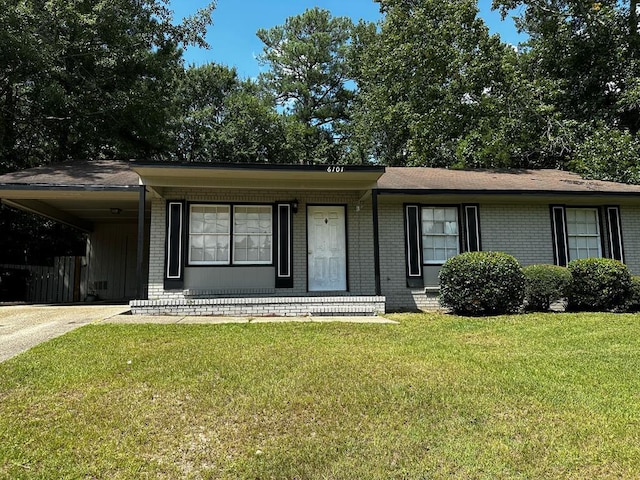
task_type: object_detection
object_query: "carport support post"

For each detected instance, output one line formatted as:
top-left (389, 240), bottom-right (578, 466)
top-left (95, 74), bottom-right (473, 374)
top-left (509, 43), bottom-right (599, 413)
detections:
top-left (372, 189), bottom-right (381, 296)
top-left (136, 185), bottom-right (147, 300)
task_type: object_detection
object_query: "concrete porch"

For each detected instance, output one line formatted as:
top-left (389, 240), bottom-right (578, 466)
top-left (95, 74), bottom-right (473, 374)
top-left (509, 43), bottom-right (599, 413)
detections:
top-left (130, 295), bottom-right (386, 317)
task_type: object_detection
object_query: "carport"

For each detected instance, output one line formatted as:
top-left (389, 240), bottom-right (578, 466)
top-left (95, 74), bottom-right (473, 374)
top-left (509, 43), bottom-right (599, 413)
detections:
top-left (0, 160), bottom-right (150, 302)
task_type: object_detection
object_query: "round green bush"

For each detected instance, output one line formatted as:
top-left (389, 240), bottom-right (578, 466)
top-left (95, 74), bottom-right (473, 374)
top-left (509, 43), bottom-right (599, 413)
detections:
top-left (439, 251), bottom-right (525, 316)
top-left (567, 258), bottom-right (632, 311)
top-left (625, 276), bottom-right (640, 312)
top-left (522, 264), bottom-right (572, 312)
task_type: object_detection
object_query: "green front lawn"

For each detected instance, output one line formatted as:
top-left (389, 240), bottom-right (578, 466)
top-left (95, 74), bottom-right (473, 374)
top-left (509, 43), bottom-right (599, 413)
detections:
top-left (2, 313), bottom-right (640, 479)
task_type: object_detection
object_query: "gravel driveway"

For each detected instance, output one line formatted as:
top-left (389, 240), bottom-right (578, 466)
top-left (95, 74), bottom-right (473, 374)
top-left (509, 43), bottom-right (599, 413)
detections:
top-left (0, 304), bottom-right (130, 362)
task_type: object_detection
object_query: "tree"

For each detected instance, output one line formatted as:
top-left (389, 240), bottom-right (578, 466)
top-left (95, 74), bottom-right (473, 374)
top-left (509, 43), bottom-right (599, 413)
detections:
top-left (492, 0), bottom-right (640, 181)
top-left (494, 0), bottom-right (638, 130)
top-left (0, 0), bottom-right (215, 173)
top-left (0, 206), bottom-right (86, 265)
top-left (173, 63), bottom-right (239, 162)
top-left (172, 63), bottom-right (297, 163)
top-left (0, 0), bottom-right (214, 266)
top-left (350, 0), bottom-right (517, 167)
top-left (570, 124), bottom-right (640, 183)
top-left (257, 8), bottom-right (355, 164)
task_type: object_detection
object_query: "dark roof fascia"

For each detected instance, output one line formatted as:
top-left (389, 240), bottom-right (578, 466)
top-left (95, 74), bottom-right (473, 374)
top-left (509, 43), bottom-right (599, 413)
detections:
top-left (131, 160), bottom-right (385, 174)
top-left (0, 184), bottom-right (139, 192)
top-left (373, 188), bottom-right (640, 197)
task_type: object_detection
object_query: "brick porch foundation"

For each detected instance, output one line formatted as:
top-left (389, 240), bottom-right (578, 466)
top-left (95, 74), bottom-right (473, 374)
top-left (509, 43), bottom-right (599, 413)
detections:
top-left (130, 295), bottom-right (386, 317)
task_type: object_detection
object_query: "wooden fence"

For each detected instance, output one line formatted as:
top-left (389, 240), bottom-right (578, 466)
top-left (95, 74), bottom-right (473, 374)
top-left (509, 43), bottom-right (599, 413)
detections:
top-left (0, 256), bottom-right (86, 303)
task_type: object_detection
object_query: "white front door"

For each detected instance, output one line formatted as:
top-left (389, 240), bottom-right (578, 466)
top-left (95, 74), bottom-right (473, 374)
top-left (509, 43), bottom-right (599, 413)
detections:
top-left (307, 206), bottom-right (347, 291)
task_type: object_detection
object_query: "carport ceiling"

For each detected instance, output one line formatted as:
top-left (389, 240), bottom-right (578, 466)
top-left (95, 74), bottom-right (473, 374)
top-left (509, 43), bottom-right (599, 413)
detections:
top-left (0, 160), bottom-right (146, 232)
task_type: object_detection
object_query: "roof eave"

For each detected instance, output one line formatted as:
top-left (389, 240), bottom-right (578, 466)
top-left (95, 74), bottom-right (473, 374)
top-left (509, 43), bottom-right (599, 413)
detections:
top-left (132, 163), bottom-right (385, 191)
top-left (0, 184), bottom-right (139, 192)
top-left (374, 188), bottom-right (640, 197)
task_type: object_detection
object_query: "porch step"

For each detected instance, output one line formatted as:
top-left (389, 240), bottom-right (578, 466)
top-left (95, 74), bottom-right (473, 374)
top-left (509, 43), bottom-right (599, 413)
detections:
top-left (130, 295), bottom-right (386, 317)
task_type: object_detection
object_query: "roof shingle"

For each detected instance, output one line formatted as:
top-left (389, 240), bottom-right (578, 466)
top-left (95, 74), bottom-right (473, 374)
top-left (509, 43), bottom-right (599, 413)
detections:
top-left (378, 167), bottom-right (640, 194)
top-left (0, 160), bottom-right (138, 188)
top-left (2, 162), bottom-right (640, 196)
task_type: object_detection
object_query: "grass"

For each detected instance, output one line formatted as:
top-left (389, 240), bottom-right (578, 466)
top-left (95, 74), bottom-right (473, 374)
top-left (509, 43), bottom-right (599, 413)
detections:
top-left (1, 312), bottom-right (640, 479)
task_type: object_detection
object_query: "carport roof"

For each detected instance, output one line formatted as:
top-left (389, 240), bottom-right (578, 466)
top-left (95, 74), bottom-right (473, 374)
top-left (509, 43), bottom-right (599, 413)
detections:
top-left (0, 160), bottom-right (143, 231)
top-left (0, 159), bottom-right (139, 190)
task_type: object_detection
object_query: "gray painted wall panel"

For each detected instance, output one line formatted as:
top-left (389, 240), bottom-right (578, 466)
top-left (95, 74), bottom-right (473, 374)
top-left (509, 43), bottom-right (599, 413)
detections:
top-left (184, 266), bottom-right (274, 290)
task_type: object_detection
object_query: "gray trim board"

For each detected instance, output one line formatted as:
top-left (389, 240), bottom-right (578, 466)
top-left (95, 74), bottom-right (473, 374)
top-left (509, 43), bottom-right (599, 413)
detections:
top-left (136, 185), bottom-right (147, 299)
top-left (0, 184), bottom-right (138, 192)
top-left (1, 198), bottom-right (93, 232)
top-left (374, 188), bottom-right (640, 198)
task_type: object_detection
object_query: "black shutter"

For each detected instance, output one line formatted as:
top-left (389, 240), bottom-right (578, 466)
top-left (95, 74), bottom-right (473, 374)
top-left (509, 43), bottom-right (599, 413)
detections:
top-left (463, 204), bottom-right (481, 252)
top-left (165, 201), bottom-right (185, 289)
top-left (404, 205), bottom-right (423, 287)
top-left (606, 206), bottom-right (624, 263)
top-left (275, 203), bottom-right (293, 288)
top-left (550, 206), bottom-right (568, 267)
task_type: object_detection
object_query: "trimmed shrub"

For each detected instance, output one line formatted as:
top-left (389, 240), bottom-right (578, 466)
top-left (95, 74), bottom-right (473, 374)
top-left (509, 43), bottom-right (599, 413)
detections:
top-left (522, 264), bottom-right (572, 312)
top-left (567, 258), bottom-right (632, 311)
top-left (625, 276), bottom-right (640, 312)
top-left (439, 251), bottom-right (525, 316)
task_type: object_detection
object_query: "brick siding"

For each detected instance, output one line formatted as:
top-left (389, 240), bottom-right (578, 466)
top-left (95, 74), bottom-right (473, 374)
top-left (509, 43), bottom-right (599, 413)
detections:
top-left (146, 188), bottom-right (377, 301)
top-left (377, 198), bottom-right (640, 311)
top-left (131, 295), bottom-right (386, 317)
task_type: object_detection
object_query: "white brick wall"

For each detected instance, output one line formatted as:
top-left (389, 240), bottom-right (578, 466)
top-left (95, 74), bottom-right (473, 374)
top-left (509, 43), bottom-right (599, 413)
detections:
top-left (621, 205), bottom-right (640, 275)
top-left (131, 295), bottom-right (386, 316)
top-left (146, 188), bottom-right (377, 301)
top-left (145, 190), bottom-right (640, 313)
top-left (377, 198), bottom-right (640, 311)
top-left (480, 203), bottom-right (554, 265)
top-left (376, 198), bottom-right (416, 311)
top-left (377, 199), bottom-right (560, 310)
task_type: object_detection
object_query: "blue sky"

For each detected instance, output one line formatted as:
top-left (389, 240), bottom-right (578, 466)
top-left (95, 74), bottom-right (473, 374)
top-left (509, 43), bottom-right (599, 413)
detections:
top-left (170, 0), bottom-right (524, 78)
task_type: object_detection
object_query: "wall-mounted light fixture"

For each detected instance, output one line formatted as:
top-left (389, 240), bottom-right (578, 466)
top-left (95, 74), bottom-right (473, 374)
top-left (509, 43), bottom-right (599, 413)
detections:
top-left (110, 208), bottom-right (122, 215)
top-left (292, 199), bottom-right (299, 214)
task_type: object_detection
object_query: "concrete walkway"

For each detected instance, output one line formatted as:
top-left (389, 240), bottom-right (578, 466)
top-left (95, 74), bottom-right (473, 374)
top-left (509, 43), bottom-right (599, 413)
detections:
top-left (0, 304), bottom-right (397, 362)
top-left (0, 304), bottom-right (130, 362)
top-left (104, 314), bottom-right (398, 325)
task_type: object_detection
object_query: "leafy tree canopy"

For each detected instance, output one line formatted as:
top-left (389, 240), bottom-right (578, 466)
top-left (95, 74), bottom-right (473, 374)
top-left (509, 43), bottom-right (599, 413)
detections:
top-left (257, 7), bottom-right (355, 164)
top-left (0, 0), bottom-right (215, 173)
top-left (351, 0), bottom-right (517, 167)
top-left (492, 0), bottom-right (640, 180)
top-left (0, 0), bottom-right (214, 264)
top-left (171, 63), bottom-right (298, 163)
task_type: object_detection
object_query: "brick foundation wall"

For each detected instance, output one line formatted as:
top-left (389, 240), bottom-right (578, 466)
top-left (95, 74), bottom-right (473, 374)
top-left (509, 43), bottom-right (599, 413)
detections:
top-left (130, 295), bottom-right (386, 317)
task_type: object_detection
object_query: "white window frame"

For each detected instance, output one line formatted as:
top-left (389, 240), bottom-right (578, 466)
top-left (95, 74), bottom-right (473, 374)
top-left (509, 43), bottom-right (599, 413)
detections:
top-left (421, 206), bottom-right (460, 265)
top-left (188, 204), bottom-right (273, 266)
top-left (566, 207), bottom-right (602, 260)
top-left (232, 205), bottom-right (273, 265)
top-left (188, 204), bottom-right (231, 265)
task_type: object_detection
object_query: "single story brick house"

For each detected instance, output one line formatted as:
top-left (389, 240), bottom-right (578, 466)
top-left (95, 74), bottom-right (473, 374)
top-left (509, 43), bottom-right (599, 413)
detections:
top-left (2, 160), bottom-right (640, 314)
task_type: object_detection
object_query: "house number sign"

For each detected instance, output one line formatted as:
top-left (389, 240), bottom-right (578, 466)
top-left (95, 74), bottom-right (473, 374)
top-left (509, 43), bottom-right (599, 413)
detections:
top-left (326, 166), bottom-right (344, 173)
